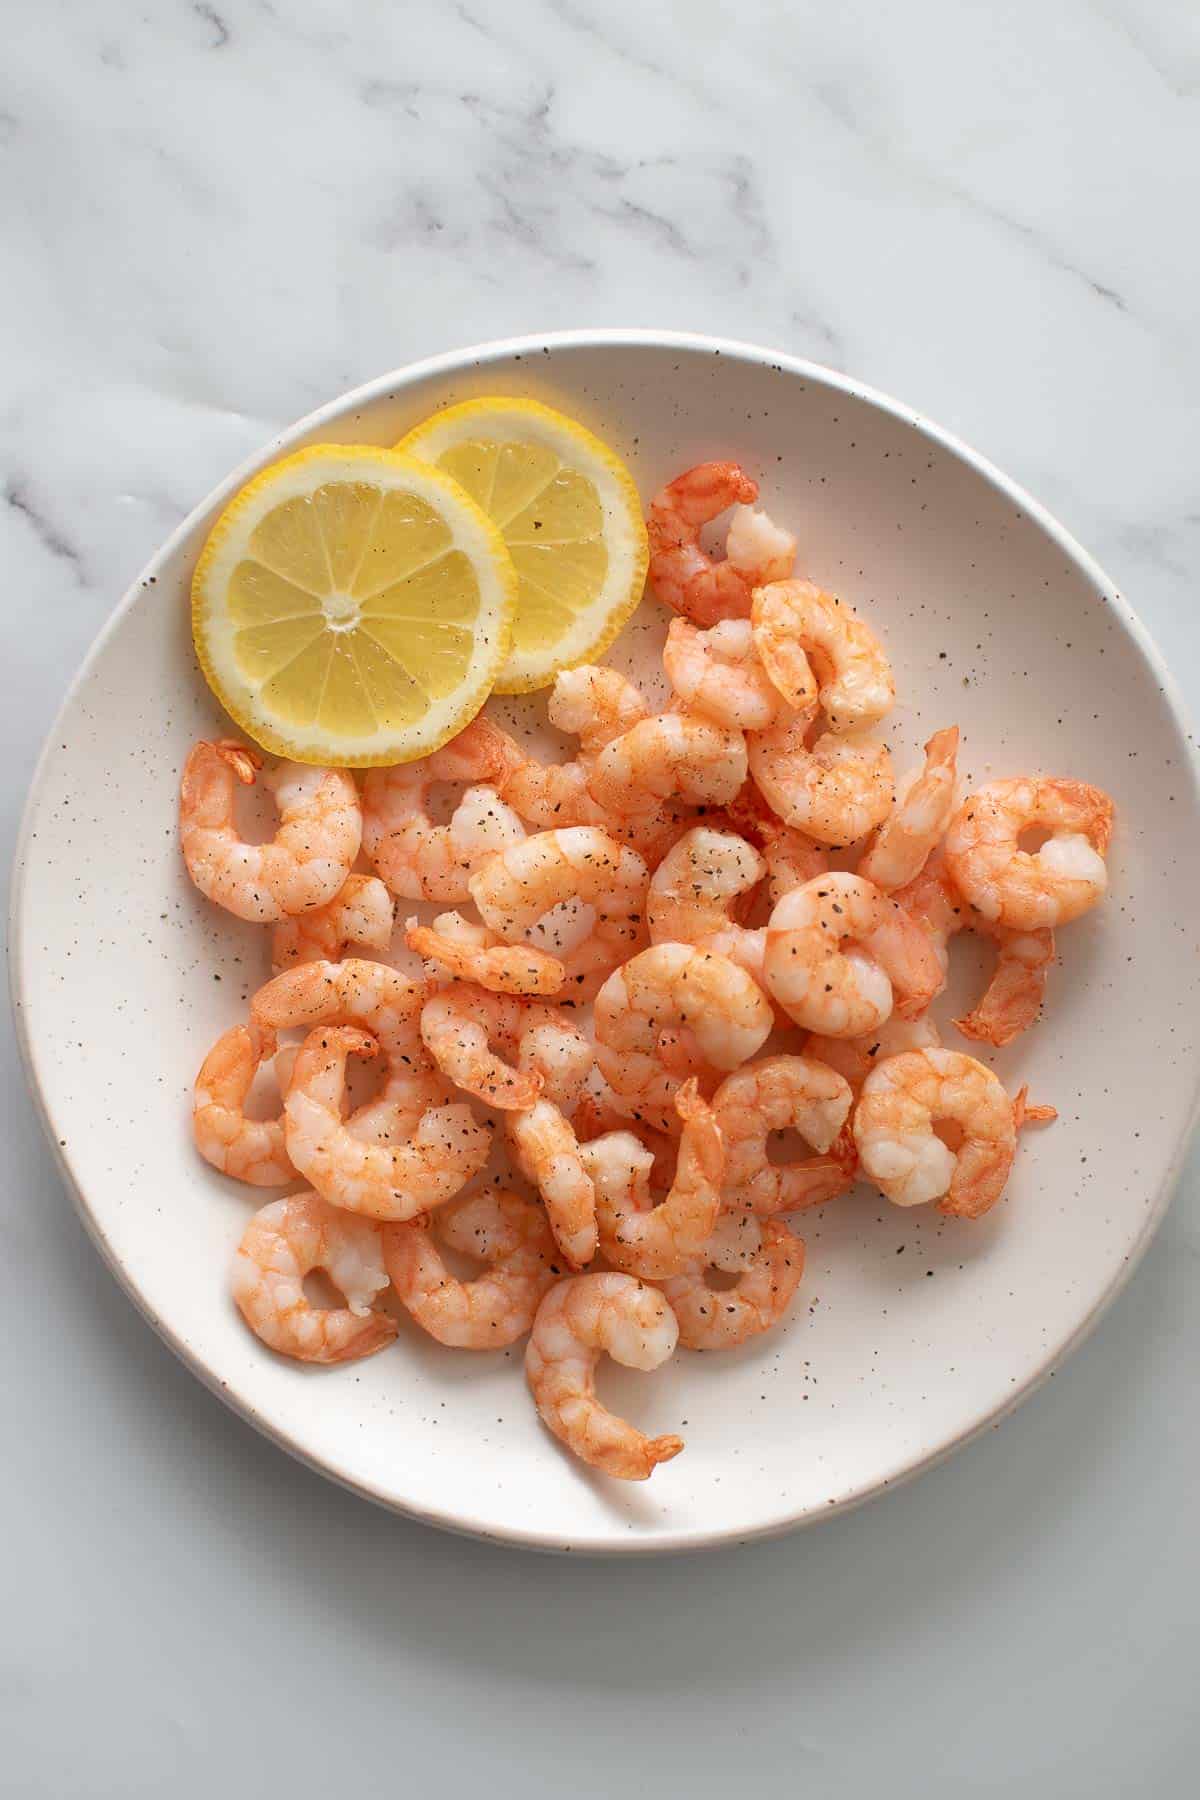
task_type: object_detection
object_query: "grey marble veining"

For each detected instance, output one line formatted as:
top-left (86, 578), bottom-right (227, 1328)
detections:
top-left (3, 2), bottom-right (1199, 1794)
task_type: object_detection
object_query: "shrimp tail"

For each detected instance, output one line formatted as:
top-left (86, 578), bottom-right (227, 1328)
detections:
top-left (1013, 1086), bottom-right (1057, 1129)
top-left (215, 740), bottom-right (261, 784)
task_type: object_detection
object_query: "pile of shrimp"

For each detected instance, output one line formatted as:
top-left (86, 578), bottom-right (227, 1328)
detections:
top-left (183, 459), bottom-right (1114, 1484)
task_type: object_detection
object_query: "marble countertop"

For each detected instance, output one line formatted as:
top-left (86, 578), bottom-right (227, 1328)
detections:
top-left (3, 3), bottom-right (1198, 1794)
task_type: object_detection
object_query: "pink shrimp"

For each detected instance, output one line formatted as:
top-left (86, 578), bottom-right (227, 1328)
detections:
top-left (857, 728), bottom-right (960, 892)
top-left (661, 1219), bottom-right (805, 1349)
top-left (897, 856), bottom-right (1056, 1047)
top-left (271, 874), bottom-right (394, 972)
top-left (179, 740), bottom-right (361, 923)
top-left (525, 1274), bottom-right (684, 1480)
top-left (647, 462), bottom-right (796, 626)
top-left (193, 1021), bottom-right (296, 1186)
top-left (580, 1079), bottom-right (725, 1280)
top-left (405, 912), bottom-right (567, 997)
top-left (383, 1187), bottom-right (561, 1349)
top-left (233, 1193), bottom-right (398, 1364)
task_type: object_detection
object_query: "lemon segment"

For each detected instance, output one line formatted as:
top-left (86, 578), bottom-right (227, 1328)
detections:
top-left (396, 397), bottom-right (648, 693)
top-left (191, 445), bottom-right (517, 765)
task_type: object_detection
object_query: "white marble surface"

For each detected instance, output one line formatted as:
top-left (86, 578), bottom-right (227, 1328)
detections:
top-left (3, 1), bottom-right (1199, 1793)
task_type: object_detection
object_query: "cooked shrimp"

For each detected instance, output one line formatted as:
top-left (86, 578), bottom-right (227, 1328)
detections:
top-left (232, 1192), bottom-right (397, 1364)
top-left (420, 987), bottom-right (572, 1110)
top-left (251, 957), bottom-right (428, 1107)
top-left (362, 718), bottom-right (525, 902)
top-left (853, 1047), bottom-right (1017, 1218)
top-left (489, 670), bottom-right (683, 860)
top-left (752, 580), bottom-right (895, 729)
top-left (547, 665), bottom-right (651, 754)
top-left (763, 872), bottom-right (943, 1035)
top-left (405, 912), bottom-right (566, 997)
top-left (507, 1101), bottom-right (597, 1269)
top-left (943, 778), bottom-right (1113, 929)
top-left (383, 1188), bottom-right (560, 1348)
top-left (594, 943), bottom-right (774, 1134)
top-left (647, 826), bottom-right (767, 980)
top-left (748, 709), bottom-right (894, 847)
top-left (588, 712), bottom-right (748, 815)
top-left (663, 618), bottom-right (781, 731)
top-left (502, 1020), bottom-right (598, 1267)
top-left (580, 1079), bottom-right (723, 1279)
top-left (193, 1021), bottom-right (296, 1186)
top-left (711, 1054), bottom-right (855, 1217)
top-left (957, 927), bottom-right (1057, 1046)
top-left (897, 857), bottom-right (1055, 1047)
top-left (858, 728), bottom-right (959, 892)
top-left (271, 874), bottom-right (394, 972)
top-left (662, 1220), bottom-right (805, 1350)
top-left (179, 741), bottom-right (361, 923)
top-left (469, 827), bottom-right (648, 997)
top-left (722, 780), bottom-right (831, 903)
top-left (525, 1274), bottom-right (684, 1480)
top-left (805, 1014), bottom-right (942, 1094)
top-left (647, 462), bottom-right (795, 627)
top-left (518, 1015), bottom-right (595, 1111)
top-left (284, 1026), bottom-right (490, 1219)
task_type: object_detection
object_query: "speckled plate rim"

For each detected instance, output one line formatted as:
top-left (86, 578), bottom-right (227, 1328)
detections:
top-left (11, 328), bottom-right (1200, 1555)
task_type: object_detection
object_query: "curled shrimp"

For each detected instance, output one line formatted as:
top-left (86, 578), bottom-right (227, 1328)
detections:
top-left (897, 857), bottom-right (1055, 1047)
top-left (647, 826), bottom-right (767, 981)
top-left (547, 665), bottom-right (652, 756)
top-left (857, 728), bottom-right (960, 892)
top-left (488, 672), bottom-right (685, 860)
top-left (383, 1187), bottom-right (560, 1348)
top-left (179, 740), bottom-right (361, 923)
top-left (469, 827), bottom-right (648, 998)
top-left (943, 777), bottom-right (1113, 929)
top-left (525, 1273), bottom-right (684, 1480)
top-left (588, 711), bottom-right (748, 815)
top-left (580, 1079), bottom-right (723, 1279)
top-left (763, 872), bottom-right (942, 1036)
top-left (958, 927), bottom-right (1057, 1046)
top-left (405, 912), bottom-right (566, 997)
top-left (362, 718), bottom-right (525, 902)
top-left (747, 709), bottom-right (893, 847)
top-left (193, 1021), bottom-right (296, 1186)
top-left (853, 1047), bottom-right (1017, 1218)
top-left (271, 874), bottom-right (394, 972)
top-left (284, 1026), bottom-right (490, 1219)
top-left (507, 1101), bottom-right (596, 1270)
top-left (505, 1021), bottom-right (597, 1267)
top-left (232, 1192), bottom-right (398, 1364)
top-left (722, 779), bottom-right (831, 903)
top-left (594, 943), bottom-right (774, 1134)
top-left (251, 957), bottom-right (428, 1108)
top-left (751, 580), bottom-right (895, 729)
top-left (661, 1219), bottom-right (805, 1350)
top-left (647, 462), bottom-right (796, 626)
top-left (420, 986), bottom-right (587, 1111)
top-left (663, 618), bottom-right (781, 731)
top-left (711, 1054), bottom-right (855, 1217)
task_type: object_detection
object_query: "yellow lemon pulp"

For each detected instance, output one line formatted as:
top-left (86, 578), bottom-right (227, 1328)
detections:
top-left (191, 445), bottom-right (516, 765)
top-left (397, 397), bottom-right (648, 692)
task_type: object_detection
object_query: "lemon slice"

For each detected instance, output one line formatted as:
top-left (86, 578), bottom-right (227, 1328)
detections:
top-left (396, 397), bottom-right (648, 693)
top-left (191, 445), bottom-right (517, 766)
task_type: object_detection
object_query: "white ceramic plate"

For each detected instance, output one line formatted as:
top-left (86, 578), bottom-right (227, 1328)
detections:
top-left (12, 332), bottom-right (1200, 1554)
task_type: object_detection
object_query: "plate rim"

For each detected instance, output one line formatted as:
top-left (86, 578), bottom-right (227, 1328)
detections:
top-left (11, 326), bottom-right (1200, 1555)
